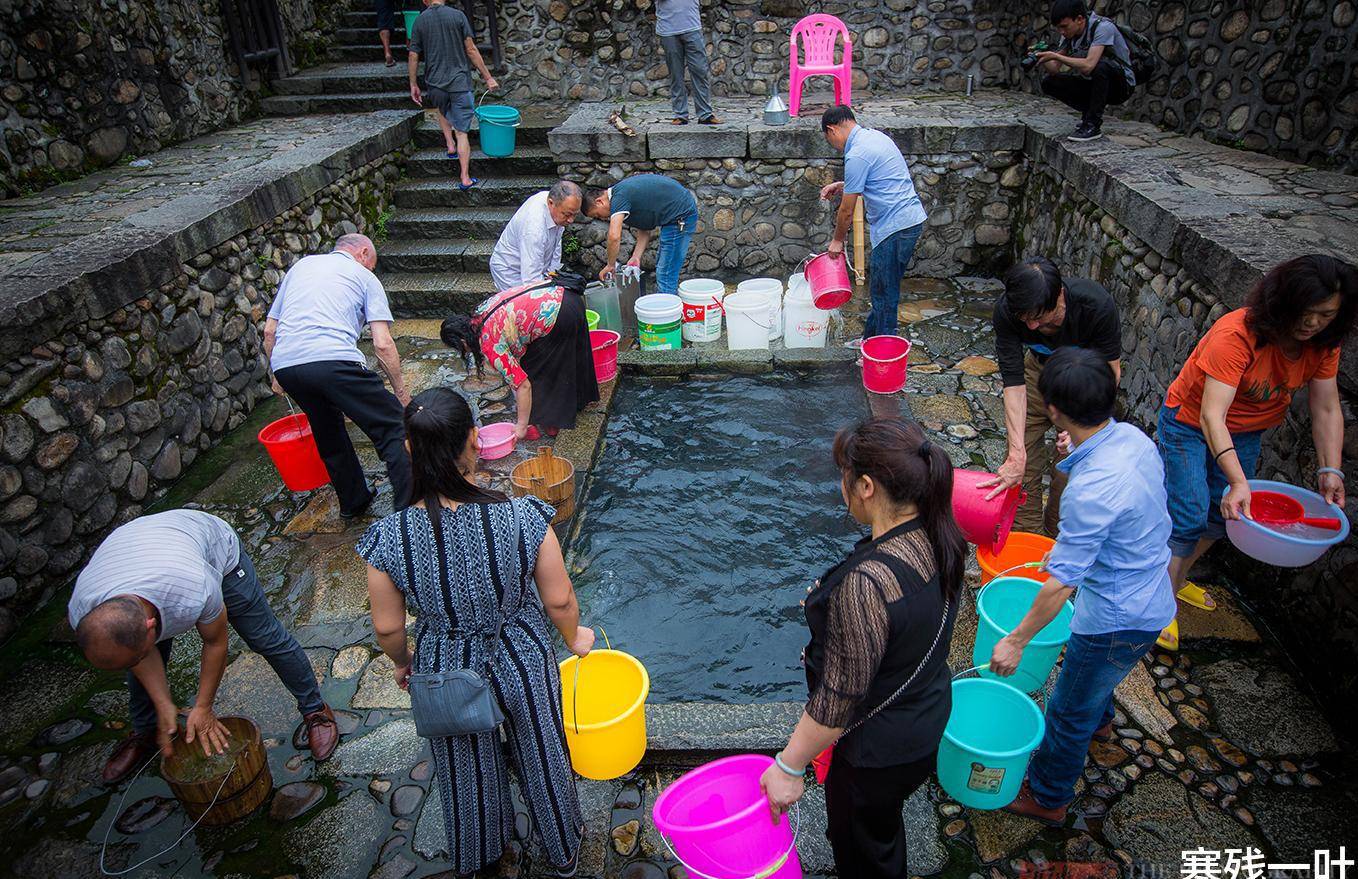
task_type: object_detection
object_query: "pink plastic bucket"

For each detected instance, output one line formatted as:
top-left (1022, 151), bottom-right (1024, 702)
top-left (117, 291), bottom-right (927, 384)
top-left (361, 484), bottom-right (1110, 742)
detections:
top-left (861, 335), bottom-right (911, 394)
top-left (805, 252), bottom-right (852, 310)
top-left (652, 754), bottom-right (802, 879)
top-left (590, 329), bottom-right (620, 383)
top-left (477, 422), bottom-right (517, 460)
top-left (953, 468), bottom-right (1027, 553)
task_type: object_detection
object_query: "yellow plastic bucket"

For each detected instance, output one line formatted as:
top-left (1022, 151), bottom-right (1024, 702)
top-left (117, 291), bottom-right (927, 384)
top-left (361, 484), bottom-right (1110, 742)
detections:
top-left (559, 649), bottom-right (650, 780)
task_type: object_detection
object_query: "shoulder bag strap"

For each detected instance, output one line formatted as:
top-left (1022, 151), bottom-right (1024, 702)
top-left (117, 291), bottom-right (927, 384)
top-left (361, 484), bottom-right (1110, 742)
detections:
top-left (475, 279), bottom-right (560, 330)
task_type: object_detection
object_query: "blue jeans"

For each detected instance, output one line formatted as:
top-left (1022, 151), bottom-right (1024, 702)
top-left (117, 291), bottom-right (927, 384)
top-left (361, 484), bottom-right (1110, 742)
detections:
top-left (654, 210), bottom-right (697, 296)
top-left (1156, 404), bottom-right (1263, 558)
top-left (128, 542), bottom-right (324, 733)
top-left (1028, 629), bottom-right (1160, 808)
top-left (864, 223), bottom-right (924, 338)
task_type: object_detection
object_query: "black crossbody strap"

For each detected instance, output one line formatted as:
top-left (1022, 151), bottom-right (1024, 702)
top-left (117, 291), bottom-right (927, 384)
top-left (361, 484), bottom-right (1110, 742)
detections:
top-left (475, 279), bottom-right (561, 331)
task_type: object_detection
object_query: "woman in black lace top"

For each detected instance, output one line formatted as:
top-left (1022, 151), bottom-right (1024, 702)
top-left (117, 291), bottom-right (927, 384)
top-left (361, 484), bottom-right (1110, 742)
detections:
top-left (760, 418), bottom-right (965, 878)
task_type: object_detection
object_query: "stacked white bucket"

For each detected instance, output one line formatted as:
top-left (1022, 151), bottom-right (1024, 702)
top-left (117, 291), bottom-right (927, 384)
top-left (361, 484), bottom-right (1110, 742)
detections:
top-left (677, 278), bottom-right (726, 343)
top-left (724, 278), bottom-right (781, 351)
top-left (783, 271), bottom-right (831, 348)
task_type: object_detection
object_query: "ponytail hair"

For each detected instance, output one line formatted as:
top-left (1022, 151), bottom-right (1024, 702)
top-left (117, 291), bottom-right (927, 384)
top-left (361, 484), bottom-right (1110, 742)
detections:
top-left (440, 315), bottom-right (485, 377)
top-left (405, 388), bottom-right (506, 559)
top-left (832, 418), bottom-right (965, 600)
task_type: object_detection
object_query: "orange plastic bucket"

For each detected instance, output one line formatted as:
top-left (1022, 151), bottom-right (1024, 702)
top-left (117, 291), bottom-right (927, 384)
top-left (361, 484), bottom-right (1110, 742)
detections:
top-left (976, 531), bottom-right (1054, 585)
top-left (258, 413), bottom-right (330, 492)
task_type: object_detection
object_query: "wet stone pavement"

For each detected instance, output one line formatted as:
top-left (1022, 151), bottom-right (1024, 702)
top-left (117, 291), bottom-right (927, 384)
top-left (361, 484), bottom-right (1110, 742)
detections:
top-left (1, 290), bottom-right (1355, 878)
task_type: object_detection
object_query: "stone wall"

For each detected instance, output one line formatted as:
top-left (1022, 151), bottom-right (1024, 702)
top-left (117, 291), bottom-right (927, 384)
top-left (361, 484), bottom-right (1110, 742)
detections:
top-left (1005, 0), bottom-right (1358, 173)
top-left (0, 0), bottom-right (344, 196)
top-left (0, 153), bottom-right (402, 639)
top-left (1013, 159), bottom-right (1358, 710)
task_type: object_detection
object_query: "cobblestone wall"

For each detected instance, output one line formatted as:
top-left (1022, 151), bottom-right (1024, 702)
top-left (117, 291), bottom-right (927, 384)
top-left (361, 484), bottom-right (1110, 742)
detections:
top-left (1014, 162), bottom-right (1358, 703)
top-left (499, 0), bottom-right (1015, 104)
top-left (558, 150), bottom-right (1025, 280)
top-left (0, 0), bottom-right (344, 196)
top-left (1006, 0), bottom-right (1358, 173)
top-left (0, 154), bottom-right (400, 637)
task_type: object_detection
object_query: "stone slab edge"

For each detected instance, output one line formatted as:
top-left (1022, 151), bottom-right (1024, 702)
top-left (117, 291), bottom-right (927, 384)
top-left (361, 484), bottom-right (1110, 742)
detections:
top-left (0, 110), bottom-right (422, 362)
top-left (644, 701), bottom-right (804, 754)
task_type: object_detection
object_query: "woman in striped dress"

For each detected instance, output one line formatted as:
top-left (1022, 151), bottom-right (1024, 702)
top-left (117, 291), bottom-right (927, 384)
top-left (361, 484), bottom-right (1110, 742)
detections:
top-left (358, 387), bottom-right (593, 877)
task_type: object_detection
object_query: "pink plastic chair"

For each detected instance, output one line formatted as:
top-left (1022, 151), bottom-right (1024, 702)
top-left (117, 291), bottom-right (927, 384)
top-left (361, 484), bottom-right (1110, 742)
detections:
top-left (789, 14), bottom-right (853, 118)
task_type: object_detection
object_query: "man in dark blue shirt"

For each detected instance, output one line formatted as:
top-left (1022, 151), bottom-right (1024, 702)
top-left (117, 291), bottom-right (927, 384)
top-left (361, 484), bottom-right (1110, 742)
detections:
top-left (583, 174), bottom-right (699, 296)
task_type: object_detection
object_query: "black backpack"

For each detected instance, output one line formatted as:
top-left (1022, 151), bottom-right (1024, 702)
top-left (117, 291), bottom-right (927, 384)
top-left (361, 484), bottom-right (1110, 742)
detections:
top-left (1111, 19), bottom-right (1157, 85)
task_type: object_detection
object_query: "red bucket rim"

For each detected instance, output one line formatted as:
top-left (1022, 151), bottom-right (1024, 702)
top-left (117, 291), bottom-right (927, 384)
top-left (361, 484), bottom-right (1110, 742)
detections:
top-left (862, 335), bottom-right (911, 364)
top-left (590, 329), bottom-right (621, 351)
top-left (257, 412), bottom-right (312, 445)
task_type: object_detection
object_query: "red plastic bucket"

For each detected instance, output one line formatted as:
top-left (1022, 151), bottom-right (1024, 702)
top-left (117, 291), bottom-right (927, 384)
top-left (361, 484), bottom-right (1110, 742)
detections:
top-left (591, 329), bottom-right (621, 383)
top-left (953, 469), bottom-right (1027, 553)
top-left (258, 413), bottom-right (330, 492)
top-left (805, 252), bottom-right (852, 310)
top-left (861, 335), bottom-right (911, 394)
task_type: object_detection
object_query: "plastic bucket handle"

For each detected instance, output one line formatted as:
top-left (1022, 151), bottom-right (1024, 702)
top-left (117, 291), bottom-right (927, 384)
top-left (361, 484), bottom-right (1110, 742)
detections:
top-left (660, 803), bottom-right (800, 879)
top-left (570, 626), bottom-right (613, 736)
top-left (476, 89), bottom-right (521, 126)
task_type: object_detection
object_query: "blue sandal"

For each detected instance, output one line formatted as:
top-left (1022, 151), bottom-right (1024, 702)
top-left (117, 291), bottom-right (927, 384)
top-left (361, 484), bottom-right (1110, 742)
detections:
top-left (446, 151), bottom-right (459, 160)
top-left (457, 178), bottom-right (480, 191)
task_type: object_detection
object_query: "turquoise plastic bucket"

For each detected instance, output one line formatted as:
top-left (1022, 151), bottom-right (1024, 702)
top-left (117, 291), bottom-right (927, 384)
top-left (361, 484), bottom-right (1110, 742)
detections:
top-left (937, 677), bottom-right (1046, 809)
top-left (401, 9), bottom-right (420, 34)
top-left (475, 104), bottom-right (521, 157)
top-left (973, 576), bottom-right (1074, 694)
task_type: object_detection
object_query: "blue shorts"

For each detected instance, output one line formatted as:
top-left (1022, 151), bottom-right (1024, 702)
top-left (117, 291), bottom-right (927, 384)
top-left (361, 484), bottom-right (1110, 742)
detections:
top-left (1157, 404), bottom-right (1263, 557)
top-left (427, 87), bottom-right (474, 132)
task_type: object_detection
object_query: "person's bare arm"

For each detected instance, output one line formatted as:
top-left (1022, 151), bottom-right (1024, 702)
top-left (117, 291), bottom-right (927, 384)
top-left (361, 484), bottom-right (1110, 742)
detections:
top-left (1308, 376), bottom-right (1345, 506)
top-left (828, 191), bottom-right (858, 254)
top-left (463, 38), bottom-right (499, 90)
top-left (1044, 42), bottom-right (1103, 75)
top-left (408, 51), bottom-right (422, 105)
top-left (1110, 359), bottom-right (1122, 384)
top-left (981, 385), bottom-right (1030, 499)
top-left (264, 318), bottom-right (283, 395)
top-left (601, 214), bottom-right (627, 280)
top-left (513, 379), bottom-right (533, 439)
top-left (990, 577), bottom-right (1077, 675)
top-left (1200, 377), bottom-right (1250, 519)
top-left (370, 320), bottom-right (410, 406)
top-left (129, 647), bottom-right (180, 755)
top-left (533, 527), bottom-right (593, 655)
top-left (186, 614), bottom-right (232, 756)
top-left (759, 710), bottom-right (840, 820)
top-left (367, 565), bottom-right (413, 689)
top-left (628, 228), bottom-right (652, 265)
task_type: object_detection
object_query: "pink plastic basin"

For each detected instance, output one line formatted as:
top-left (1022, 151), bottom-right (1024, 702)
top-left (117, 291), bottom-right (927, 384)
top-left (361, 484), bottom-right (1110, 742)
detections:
top-left (477, 421), bottom-right (517, 460)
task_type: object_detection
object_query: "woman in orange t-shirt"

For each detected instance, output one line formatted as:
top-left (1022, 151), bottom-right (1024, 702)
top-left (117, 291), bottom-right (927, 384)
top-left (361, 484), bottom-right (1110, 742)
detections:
top-left (1155, 254), bottom-right (1355, 649)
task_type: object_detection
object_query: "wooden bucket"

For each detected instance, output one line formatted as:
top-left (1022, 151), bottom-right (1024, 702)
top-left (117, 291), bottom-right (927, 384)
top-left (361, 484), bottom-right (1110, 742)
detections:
top-left (161, 716), bottom-right (272, 826)
top-left (510, 446), bottom-right (576, 524)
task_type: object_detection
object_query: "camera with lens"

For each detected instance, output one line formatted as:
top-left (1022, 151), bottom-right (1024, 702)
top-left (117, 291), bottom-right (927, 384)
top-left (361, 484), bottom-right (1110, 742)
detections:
top-left (1020, 40), bottom-right (1050, 70)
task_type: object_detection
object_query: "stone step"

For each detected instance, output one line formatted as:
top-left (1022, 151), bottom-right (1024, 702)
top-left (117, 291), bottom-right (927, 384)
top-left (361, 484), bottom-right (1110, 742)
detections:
top-left (404, 146), bottom-right (557, 177)
top-left (272, 61), bottom-right (410, 96)
top-left (334, 27), bottom-right (406, 47)
top-left (377, 238), bottom-right (495, 274)
top-left (340, 10), bottom-right (388, 28)
top-left (386, 206), bottom-right (517, 239)
top-left (260, 92), bottom-right (415, 115)
top-left (413, 116), bottom-right (558, 148)
top-left (394, 175), bottom-right (559, 208)
top-left (327, 44), bottom-right (407, 63)
top-left (380, 271), bottom-right (493, 317)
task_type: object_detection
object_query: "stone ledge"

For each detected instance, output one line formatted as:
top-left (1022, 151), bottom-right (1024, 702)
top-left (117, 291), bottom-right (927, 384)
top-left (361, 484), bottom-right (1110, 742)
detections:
top-left (648, 123), bottom-right (748, 159)
top-left (0, 110), bottom-right (421, 362)
top-left (644, 701), bottom-right (803, 754)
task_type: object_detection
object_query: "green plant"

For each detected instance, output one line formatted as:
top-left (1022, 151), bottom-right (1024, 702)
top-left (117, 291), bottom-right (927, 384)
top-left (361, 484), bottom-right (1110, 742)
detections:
top-left (562, 230), bottom-right (583, 263)
top-left (374, 207), bottom-right (395, 243)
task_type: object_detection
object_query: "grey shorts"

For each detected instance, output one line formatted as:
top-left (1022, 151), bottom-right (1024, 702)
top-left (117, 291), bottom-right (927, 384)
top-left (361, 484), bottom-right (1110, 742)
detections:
top-left (426, 87), bottom-right (474, 132)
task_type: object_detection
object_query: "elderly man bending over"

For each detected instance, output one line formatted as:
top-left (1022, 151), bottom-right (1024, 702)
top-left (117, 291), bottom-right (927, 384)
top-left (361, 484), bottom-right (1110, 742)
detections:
top-left (489, 181), bottom-right (582, 292)
top-left (70, 510), bottom-right (339, 784)
top-left (265, 233), bottom-right (411, 519)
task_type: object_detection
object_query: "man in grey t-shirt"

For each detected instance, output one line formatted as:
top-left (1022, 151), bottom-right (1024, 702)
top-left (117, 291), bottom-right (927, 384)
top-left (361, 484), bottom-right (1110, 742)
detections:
top-left (408, 0), bottom-right (499, 190)
top-left (1035, 0), bottom-right (1135, 141)
top-left (69, 510), bottom-right (339, 783)
top-left (655, 0), bottom-right (720, 125)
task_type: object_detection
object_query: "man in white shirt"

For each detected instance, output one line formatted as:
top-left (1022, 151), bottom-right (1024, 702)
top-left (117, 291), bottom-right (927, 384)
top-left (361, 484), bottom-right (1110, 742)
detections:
top-left (489, 181), bottom-right (582, 291)
top-left (264, 233), bottom-right (411, 518)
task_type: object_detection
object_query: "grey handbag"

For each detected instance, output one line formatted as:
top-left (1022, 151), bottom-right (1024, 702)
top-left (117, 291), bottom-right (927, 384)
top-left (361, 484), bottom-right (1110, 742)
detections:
top-left (404, 500), bottom-right (522, 738)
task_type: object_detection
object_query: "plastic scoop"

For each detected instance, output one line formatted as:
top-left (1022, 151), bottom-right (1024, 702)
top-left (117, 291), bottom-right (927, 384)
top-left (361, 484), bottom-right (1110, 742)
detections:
top-left (1249, 490), bottom-right (1342, 531)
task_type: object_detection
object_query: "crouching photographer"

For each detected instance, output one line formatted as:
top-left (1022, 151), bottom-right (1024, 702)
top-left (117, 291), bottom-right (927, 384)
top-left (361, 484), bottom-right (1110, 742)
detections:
top-left (1029, 0), bottom-right (1137, 142)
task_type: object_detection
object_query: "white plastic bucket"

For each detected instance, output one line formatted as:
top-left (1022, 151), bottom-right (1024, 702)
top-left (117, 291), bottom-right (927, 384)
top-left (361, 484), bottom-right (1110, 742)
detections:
top-left (737, 278), bottom-right (783, 342)
top-left (678, 278), bottom-right (726, 343)
top-left (787, 272), bottom-right (808, 298)
top-left (783, 282), bottom-right (830, 348)
top-left (725, 291), bottom-right (771, 351)
top-left (635, 293), bottom-right (683, 351)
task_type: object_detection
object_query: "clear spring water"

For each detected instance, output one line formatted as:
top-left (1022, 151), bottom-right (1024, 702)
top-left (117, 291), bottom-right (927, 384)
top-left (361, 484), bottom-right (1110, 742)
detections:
top-left (571, 369), bottom-right (869, 703)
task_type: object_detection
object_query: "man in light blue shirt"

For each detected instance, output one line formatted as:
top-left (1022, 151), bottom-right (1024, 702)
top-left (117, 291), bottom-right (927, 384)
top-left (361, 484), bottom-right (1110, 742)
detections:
top-left (820, 105), bottom-right (927, 338)
top-left (264, 233), bottom-right (411, 518)
top-left (988, 347), bottom-right (1176, 826)
top-left (655, 0), bottom-right (719, 125)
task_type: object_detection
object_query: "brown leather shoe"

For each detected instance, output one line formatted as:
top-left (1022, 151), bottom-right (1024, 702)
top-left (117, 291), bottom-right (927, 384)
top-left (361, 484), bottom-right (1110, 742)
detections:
top-left (301, 705), bottom-right (340, 762)
top-left (102, 731), bottom-right (157, 785)
top-left (1091, 721), bottom-right (1114, 743)
top-left (1003, 781), bottom-right (1067, 827)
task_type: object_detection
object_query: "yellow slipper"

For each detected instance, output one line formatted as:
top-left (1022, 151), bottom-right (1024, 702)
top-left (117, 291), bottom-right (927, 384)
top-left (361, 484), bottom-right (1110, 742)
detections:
top-left (1156, 618), bottom-right (1179, 651)
top-left (1176, 581), bottom-right (1217, 611)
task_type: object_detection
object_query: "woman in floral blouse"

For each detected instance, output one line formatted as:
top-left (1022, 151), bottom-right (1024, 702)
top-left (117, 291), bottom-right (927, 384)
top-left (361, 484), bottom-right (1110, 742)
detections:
top-left (441, 271), bottom-right (599, 438)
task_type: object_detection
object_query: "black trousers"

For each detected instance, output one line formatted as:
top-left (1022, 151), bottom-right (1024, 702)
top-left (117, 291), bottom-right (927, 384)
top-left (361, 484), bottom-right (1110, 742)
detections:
top-left (274, 360), bottom-right (412, 515)
top-left (1041, 58), bottom-right (1132, 127)
top-left (824, 748), bottom-right (936, 878)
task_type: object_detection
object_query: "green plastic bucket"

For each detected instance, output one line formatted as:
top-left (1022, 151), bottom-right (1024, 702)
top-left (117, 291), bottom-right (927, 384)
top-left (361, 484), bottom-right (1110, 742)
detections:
top-left (973, 576), bottom-right (1074, 694)
top-left (474, 104), bottom-right (521, 157)
top-left (586, 309), bottom-right (600, 331)
top-left (402, 9), bottom-right (420, 34)
top-left (937, 677), bottom-right (1045, 809)
top-left (635, 294), bottom-right (683, 351)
